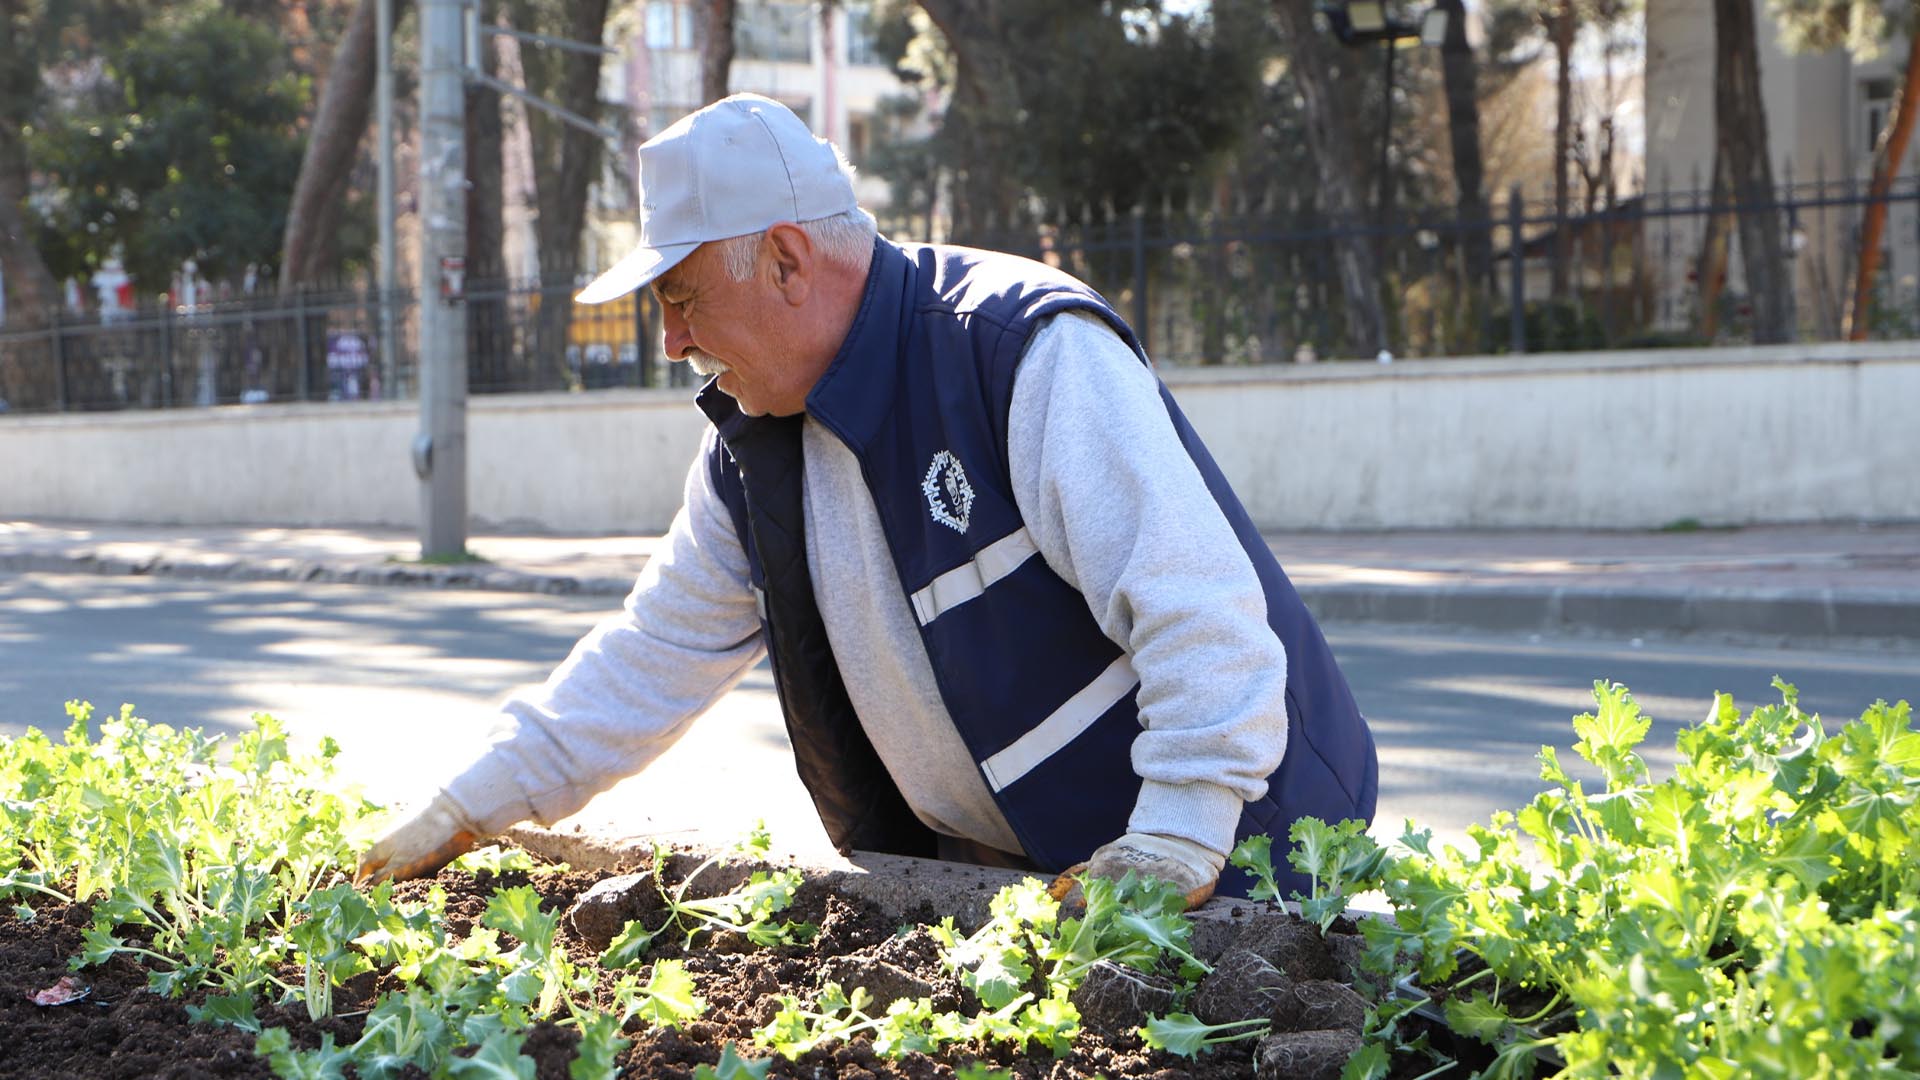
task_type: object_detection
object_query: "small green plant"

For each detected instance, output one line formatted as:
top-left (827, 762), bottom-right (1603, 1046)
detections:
top-left (1364, 680), bottom-right (1920, 1076)
top-left (1138, 1012), bottom-right (1269, 1055)
top-left (691, 1043), bottom-right (773, 1080)
top-left (599, 825), bottom-right (814, 966)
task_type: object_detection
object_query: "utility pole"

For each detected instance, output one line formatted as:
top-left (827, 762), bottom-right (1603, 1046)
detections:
top-left (415, 0), bottom-right (469, 557)
top-left (376, 0), bottom-right (397, 398)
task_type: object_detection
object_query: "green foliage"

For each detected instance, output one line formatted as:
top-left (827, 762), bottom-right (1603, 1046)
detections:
top-left (1138, 1011), bottom-right (1268, 1056)
top-left (611, 958), bottom-right (706, 1030)
top-left (597, 825), bottom-right (813, 968)
top-left (1228, 817), bottom-right (1389, 932)
top-left (691, 1043), bottom-right (773, 1080)
top-left (1767, 0), bottom-right (1910, 60)
top-left (872, 0), bottom-right (1269, 227)
top-left (27, 8), bottom-right (307, 286)
top-left (1286, 818), bottom-right (1389, 932)
top-left (1372, 680), bottom-right (1920, 1077)
top-left (451, 845), bottom-right (545, 876)
top-left (0, 702), bottom-right (380, 1008)
top-left (1043, 871), bottom-right (1208, 987)
top-left (568, 1013), bottom-right (630, 1080)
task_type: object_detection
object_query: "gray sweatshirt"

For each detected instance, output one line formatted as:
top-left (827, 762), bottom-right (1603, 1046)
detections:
top-left (442, 310), bottom-right (1289, 860)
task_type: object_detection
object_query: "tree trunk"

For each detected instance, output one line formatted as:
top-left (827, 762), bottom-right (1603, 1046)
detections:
top-left (510, 0), bottom-right (610, 390)
top-left (912, 0), bottom-right (1023, 243)
top-left (1547, 2), bottom-right (1574, 300)
top-left (698, 0), bottom-right (736, 105)
top-left (1695, 151), bottom-right (1732, 340)
top-left (466, 0), bottom-right (506, 390)
top-left (0, 0), bottom-right (60, 326)
top-left (1714, 0), bottom-right (1793, 342)
top-left (1845, 27), bottom-right (1920, 340)
top-left (1270, 0), bottom-right (1388, 356)
top-left (0, 3), bottom-right (62, 408)
top-left (0, 150), bottom-right (56, 325)
top-left (1436, 0), bottom-right (1493, 329)
top-left (279, 0), bottom-right (410, 291)
top-left (0, 138), bottom-right (63, 410)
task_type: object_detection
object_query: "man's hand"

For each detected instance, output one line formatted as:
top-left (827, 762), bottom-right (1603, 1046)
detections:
top-left (354, 794), bottom-right (482, 885)
top-left (1050, 832), bottom-right (1225, 910)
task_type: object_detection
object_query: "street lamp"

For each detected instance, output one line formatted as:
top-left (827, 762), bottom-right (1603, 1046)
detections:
top-left (1313, 0), bottom-right (1448, 238)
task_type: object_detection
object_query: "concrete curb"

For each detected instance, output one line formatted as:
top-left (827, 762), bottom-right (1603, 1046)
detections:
top-left (1296, 582), bottom-right (1920, 646)
top-left (0, 551), bottom-right (636, 596)
top-left (5, 548), bottom-right (1915, 646)
top-left (507, 825), bottom-right (1352, 935)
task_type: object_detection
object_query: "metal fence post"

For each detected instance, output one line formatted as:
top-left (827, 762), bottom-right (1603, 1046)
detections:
top-left (50, 310), bottom-right (68, 412)
top-left (293, 287), bottom-right (311, 401)
top-left (159, 303), bottom-right (174, 407)
top-left (635, 289), bottom-right (651, 388)
top-left (1132, 206), bottom-right (1149, 356)
top-left (1509, 185), bottom-right (1526, 355)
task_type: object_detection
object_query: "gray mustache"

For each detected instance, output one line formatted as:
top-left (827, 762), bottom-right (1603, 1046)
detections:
top-left (685, 349), bottom-right (731, 377)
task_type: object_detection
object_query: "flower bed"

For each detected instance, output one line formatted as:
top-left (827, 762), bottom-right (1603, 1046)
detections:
top-left (2, 681), bottom-right (1914, 1079)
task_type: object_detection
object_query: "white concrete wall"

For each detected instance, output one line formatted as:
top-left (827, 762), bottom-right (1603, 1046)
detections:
top-left (3, 345), bottom-right (1915, 533)
top-left (0, 390), bottom-right (711, 534)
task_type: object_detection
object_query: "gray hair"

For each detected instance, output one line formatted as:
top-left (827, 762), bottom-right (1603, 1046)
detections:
top-left (716, 207), bottom-right (878, 282)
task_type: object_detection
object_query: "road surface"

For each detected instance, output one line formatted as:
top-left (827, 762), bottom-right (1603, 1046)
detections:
top-left (2, 572), bottom-right (1911, 855)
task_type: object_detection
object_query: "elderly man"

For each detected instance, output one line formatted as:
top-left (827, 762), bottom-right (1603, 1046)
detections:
top-left (357, 94), bottom-right (1377, 906)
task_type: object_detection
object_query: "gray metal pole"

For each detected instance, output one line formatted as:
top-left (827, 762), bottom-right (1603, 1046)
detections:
top-left (1509, 184), bottom-right (1526, 355)
top-left (416, 0), bottom-right (469, 557)
top-left (377, 0), bottom-right (398, 398)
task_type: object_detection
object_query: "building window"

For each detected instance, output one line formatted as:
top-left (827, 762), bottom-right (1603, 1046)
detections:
top-left (846, 113), bottom-right (871, 165)
top-left (736, 0), bottom-right (811, 63)
top-left (1863, 78), bottom-right (1892, 159)
top-left (846, 2), bottom-right (881, 67)
top-left (645, 1), bottom-right (692, 49)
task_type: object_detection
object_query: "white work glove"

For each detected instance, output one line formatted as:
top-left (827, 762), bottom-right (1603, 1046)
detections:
top-left (1052, 832), bottom-right (1226, 910)
top-left (354, 793), bottom-right (482, 884)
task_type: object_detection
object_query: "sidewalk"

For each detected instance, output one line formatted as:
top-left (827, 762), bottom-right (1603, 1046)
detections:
top-left (2, 518), bottom-right (1916, 646)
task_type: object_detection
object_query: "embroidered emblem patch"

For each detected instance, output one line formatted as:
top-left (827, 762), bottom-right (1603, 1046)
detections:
top-left (922, 450), bottom-right (975, 533)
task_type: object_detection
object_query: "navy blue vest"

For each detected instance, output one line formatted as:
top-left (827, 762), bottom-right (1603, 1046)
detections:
top-left (698, 240), bottom-right (1377, 897)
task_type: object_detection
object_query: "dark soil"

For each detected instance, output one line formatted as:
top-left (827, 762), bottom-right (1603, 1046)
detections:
top-left (0, 854), bottom-right (1447, 1079)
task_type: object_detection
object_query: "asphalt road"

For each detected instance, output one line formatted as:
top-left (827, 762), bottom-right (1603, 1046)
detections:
top-left (3, 572), bottom-right (1913, 855)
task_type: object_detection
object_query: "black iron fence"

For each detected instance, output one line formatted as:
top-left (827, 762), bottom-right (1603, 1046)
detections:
top-left (0, 275), bottom-right (692, 415)
top-left (3, 174), bottom-right (1916, 415)
top-left (969, 171), bottom-right (1920, 365)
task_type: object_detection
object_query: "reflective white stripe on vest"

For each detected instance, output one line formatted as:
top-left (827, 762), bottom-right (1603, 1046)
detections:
top-left (909, 527), bottom-right (1040, 625)
top-left (979, 654), bottom-right (1140, 793)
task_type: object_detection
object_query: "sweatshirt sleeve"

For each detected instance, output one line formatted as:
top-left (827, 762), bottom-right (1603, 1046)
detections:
top-left (1006, 311), bottom-right (1289, 858)
top-left (440, 433), bottom-right (767, 834)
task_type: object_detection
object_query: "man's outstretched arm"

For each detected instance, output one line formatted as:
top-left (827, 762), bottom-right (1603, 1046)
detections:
top-left (357, 433), bottom-right (765, 882)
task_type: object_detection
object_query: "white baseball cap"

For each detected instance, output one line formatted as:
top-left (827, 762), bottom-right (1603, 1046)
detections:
top-left (576, 93), bottom-right (858, 304)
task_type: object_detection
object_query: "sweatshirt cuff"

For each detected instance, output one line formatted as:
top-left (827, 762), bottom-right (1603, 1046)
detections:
top-left (440, 753), bottom-right (543, 837)
top-left (1127, 779), bottom-right (1247, 860)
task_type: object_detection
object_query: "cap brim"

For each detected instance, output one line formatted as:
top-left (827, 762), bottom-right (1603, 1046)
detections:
top-left (575, 240), bottom-right (700, 305)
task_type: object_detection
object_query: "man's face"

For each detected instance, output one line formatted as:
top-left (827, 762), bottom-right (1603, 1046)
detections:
top-left (652, 241), bottom-right (810, 417)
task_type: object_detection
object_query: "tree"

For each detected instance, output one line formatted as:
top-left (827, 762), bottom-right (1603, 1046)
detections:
top-left (467, 0), bottom-right (506, 389)
top-left (30, 10), bottom-right (308, 288)
top-left (698, 0), bottom-right (737, 105)
top-left (0, 0), bottom-right (61, 326)
top-left (1772, 0), bottom-right (1920, 339)
top-left (1544, 0), bottom-right (1575, 298)
top-left (1709, 0), bottom-right (1794, 343)
top-left (1436, 0), bottom-right (1496, 310)
top-left (1, 0), bottom-right (153, 325)
top-left (905, 0), bottom-right (1024, 240)
top-left (894, 1), bottom-right (1263, 240)
top-left (504, 0), bottom-right (612, 388)
top-left (279, 0), bottom-right (411, 291)
top-left (1270, 0), bottom-right (1389, 354)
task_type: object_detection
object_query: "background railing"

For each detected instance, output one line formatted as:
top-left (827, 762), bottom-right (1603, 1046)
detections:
top-left (3, 174), bottom-right (1916, 415)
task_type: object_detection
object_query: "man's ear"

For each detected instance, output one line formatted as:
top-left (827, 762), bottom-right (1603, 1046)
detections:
top-left (763, 222), bottom-right (812, 304)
